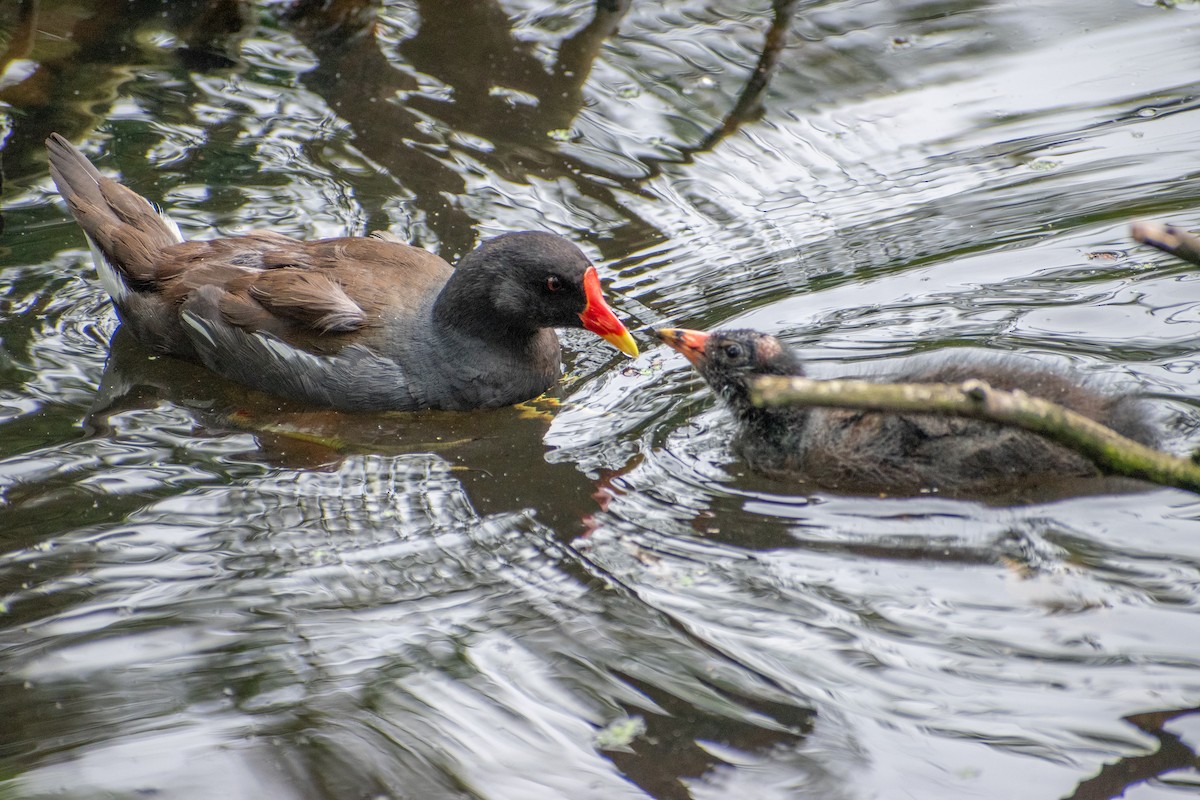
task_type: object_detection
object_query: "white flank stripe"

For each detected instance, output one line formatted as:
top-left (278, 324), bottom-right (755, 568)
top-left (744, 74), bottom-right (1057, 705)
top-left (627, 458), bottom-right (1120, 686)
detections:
top-left (180, 312), bottom-right (217, 348)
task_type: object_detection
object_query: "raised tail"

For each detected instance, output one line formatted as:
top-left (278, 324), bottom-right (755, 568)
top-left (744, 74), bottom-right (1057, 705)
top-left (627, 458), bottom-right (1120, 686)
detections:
top-left (46, 134), bottom-right (183, 300)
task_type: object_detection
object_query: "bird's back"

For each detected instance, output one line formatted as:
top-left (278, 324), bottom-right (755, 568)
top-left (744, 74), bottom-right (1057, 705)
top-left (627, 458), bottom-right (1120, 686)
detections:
top-left (754, 355), bottom-right (1158, 495)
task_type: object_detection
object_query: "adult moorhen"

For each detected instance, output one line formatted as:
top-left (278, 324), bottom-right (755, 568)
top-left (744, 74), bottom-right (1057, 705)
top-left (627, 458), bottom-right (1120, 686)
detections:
top-left (655, 327), bottom-right (1159, 495)
top-left (46, 133), bottom-right (639, 411)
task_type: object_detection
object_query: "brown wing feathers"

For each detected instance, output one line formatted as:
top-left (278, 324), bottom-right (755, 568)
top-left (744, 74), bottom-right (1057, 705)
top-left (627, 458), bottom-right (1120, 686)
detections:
top-left (48, 134), bottom-right (369, 338)
top-left (246, 270), bottom-right (366, 333)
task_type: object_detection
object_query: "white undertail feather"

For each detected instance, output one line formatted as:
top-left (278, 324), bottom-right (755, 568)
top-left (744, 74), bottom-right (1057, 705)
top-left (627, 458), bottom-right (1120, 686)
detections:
top-left (88, 205), bottom-right (184, 306)
top-left (87, 235), bottom-right (128, 306)
top-left (158, 206), bottom-right (184, 243)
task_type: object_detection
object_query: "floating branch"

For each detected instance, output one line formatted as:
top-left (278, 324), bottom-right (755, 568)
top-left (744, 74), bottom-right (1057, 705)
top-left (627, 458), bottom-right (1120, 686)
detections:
top-left (749, 375), bottom-right (1200, 494)
top-left (1132, 221), bottom-right (1200, 266)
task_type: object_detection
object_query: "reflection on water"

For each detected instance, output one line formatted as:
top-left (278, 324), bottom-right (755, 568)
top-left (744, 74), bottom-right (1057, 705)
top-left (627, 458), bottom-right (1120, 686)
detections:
top-left (2, 455), bottom-right (820, 799)
top-left (2, 1), bottom-right (1200, 798)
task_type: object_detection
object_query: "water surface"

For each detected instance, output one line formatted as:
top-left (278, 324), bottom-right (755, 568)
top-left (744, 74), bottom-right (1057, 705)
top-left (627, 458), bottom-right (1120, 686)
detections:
top-left (2, 1), bottom-right (1200, 798)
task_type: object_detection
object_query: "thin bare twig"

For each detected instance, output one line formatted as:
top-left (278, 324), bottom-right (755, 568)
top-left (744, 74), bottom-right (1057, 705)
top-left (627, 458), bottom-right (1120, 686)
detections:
top-left (749, 374), bottom-right (1200, 494)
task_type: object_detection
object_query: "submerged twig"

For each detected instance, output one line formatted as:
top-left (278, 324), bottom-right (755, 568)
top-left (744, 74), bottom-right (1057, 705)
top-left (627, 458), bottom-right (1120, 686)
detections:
top-left (749, 375), bottom-right (1200, 495)
top-left (698, 0), bottom-right (799, 150)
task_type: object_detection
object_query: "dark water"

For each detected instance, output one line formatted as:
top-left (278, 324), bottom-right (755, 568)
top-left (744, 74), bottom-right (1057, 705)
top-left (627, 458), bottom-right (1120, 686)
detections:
top-left (3, 1), bottom-right (1200, 798)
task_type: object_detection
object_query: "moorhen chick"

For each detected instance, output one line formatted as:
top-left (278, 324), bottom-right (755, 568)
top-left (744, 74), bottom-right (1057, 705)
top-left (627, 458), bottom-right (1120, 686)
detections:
top-left (46, 134), bottom-right (638, 411)
top-left (656, 327), bottom-right (1159, 495)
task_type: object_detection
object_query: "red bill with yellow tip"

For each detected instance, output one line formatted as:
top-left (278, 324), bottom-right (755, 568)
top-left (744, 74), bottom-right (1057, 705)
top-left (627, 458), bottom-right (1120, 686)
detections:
top-left (579, 266), bottom-right (638, 357)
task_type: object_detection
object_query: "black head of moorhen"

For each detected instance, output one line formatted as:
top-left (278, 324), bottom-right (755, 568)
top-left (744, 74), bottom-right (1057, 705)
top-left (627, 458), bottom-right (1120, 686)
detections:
top-left (655, 327), bottom-right (1159, 495)
top-left (46, 133), bottom-right (638, 411)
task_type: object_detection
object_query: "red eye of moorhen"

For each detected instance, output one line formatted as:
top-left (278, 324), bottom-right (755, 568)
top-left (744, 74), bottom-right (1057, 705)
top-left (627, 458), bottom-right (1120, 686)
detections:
top-left (546, 275), bottom-right (562, 292)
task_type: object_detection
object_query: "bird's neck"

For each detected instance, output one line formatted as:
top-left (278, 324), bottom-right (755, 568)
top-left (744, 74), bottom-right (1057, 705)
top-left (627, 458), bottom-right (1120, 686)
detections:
top-left (432, 267), bottom-right (533, 345)
top-left (735, 404), bottom-right (813, 471)
top-left (431, 271), bottom-right (561, 385)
